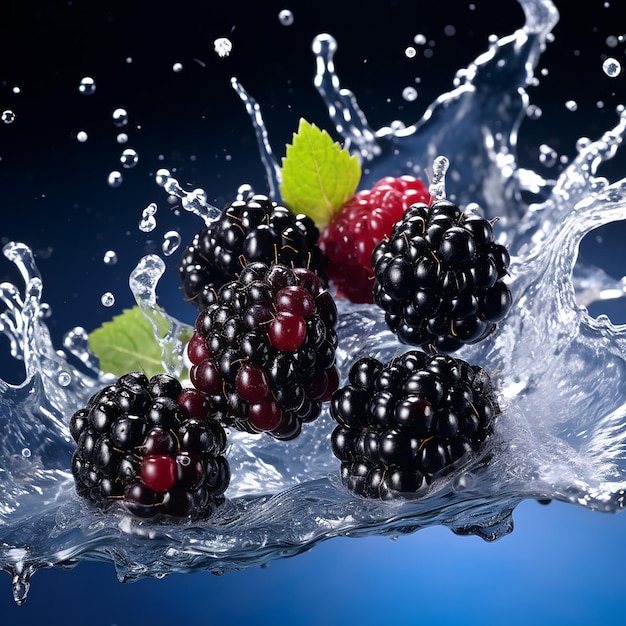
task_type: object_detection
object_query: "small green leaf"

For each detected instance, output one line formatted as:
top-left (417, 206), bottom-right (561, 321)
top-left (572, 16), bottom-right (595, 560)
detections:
top-left (280, 118), bottom-right (361, 229)
top-left (88, 306), bottom-right (175, 379)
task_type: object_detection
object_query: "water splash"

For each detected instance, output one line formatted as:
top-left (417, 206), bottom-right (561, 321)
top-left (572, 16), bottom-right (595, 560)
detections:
top-left (2, 0), bottom-right (626, 603)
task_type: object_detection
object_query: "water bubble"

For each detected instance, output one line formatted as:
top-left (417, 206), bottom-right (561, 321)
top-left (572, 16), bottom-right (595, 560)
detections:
top-left (172, 62), bottom-right (183, 73)
top-left (116, 133), bottom-right (128, 144)
top-left (21, 448), bottom-right (31, 458)
top-left (107, 171), bottom-right (123, 188)
top-left (103, 250), bottom-right (118, 265)
top-left (139, 202), bottom-right (158, 232)
top-left (57, 371), bottom-right (72, 387)
top-left (602, 57), bottom-right (622, 78)
top-left (120, 148), bottom-right (139, 169)
top-left (402, 86), bottom-right (418, 102)
top-left (162, 231), bottom-right (181, 256)
top-left (414, 34), bottom-right (427, 45)
top-left (78, 76), bottom-right (96, 95)
top-left (76, 131), bottom-right (88, 143)
top-left (112, 108), bottom-right (128, 127)
top-left (1, 109), bottom-right (16, 124)
top-left (405, 46), bottom-right (416, 59)
top-left (214, 37), bottom-right (233, 58)
top-left (278, 9), bottom-right (294, 26)
top-left (101, 292), bottom-right (115, 307)
top-left (565, 100), bottom-right (578, 112)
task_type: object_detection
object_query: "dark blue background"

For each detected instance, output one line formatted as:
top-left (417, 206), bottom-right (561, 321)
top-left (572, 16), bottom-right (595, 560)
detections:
top-left (1, 1), bottom-right (625, 623)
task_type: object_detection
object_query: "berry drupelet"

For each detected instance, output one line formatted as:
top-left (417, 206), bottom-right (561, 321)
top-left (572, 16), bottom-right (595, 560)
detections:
top-left (319, 175), bottom-right (431, 304)
top-left (179, 194), bottom-right (328, 310)
top-left (330, 351), bottom-right (500, 499)
top-left (187, 261), bottom-right (339, 440)
top-left (372, 199), bottom-right (512, 351)
top-left (70, 371), bottom-right (230, 518)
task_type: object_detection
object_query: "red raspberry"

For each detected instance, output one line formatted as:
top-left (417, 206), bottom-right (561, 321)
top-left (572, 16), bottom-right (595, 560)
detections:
top-left (319, 176), bottom-right (431, 303)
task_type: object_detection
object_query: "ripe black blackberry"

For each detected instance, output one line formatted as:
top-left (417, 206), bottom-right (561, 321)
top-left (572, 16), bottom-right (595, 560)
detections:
top-left (187, 261), bottom-right (339, 440)
top-left (179, 194), bottom-right (328, 310)
top-left (330, 351), bottom-right (500, 499)
top-left (371, 199), bottom-right (512, 351)
top-left (69, 372), bottom-right (230, 519)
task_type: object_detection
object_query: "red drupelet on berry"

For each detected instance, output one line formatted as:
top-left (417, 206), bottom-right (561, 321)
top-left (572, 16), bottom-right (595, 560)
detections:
top-left (179, 194), bottom-right (328, 310)
top-left (371, 199), bottom-right (512, 352)
top-left (319, 176), bottom-right (431, 303)
top-left (70, 372), bottom-right (230, 518)
top-left (188, 262), bottom-right (339, 440)
top-left (330, 351), bottom-right (500, 499)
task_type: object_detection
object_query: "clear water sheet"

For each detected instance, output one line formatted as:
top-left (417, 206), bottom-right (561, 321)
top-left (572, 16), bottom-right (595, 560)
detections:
top-left (2, 0), bottom-right (626, 604)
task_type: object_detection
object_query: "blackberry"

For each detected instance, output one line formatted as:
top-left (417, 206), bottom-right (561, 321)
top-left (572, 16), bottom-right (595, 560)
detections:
top-left (330, 351), bottom-right (500, 499)
top-left (69, 372), bottom-right (230, 518)
top-left (371, 199), bottom-right (512, 351)
top-left (188, 262), bottom-right (339, 440)
top-left (179, 194), bottom-right (328, 310)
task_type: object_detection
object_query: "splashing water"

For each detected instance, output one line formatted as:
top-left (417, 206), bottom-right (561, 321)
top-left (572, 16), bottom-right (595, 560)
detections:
top-left (2, 0), bottom-right (626, 604)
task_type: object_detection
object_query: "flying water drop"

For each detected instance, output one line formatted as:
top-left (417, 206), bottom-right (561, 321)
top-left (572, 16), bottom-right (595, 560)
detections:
top-left (1, 110), bottom-right (16, 124)
top-left (139, 203), bottom-right (158, 232)
top-left (120, 148), bottom-right (139, 169)
top-left (107, 171), bottom-right (123, 188)
top-left (78, 77), bottom-right (96, 95)
top-left (112, 108), bottom-right (128, 127)
top-left (602, 57), bottom-right (622, 77)
top-left (100, 292), bottom-right (115, 307)
top-left (162, 231), bottom-right (181, 256)
top-left (278, 9), bottom-right (294, 26)
top-left (214, 37), bottom-right (233, 58)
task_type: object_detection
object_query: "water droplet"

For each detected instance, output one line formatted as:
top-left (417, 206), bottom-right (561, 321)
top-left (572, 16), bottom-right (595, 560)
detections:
top-left (429, 155), bottom-right (449, 199)
top-left (103, 250), bottom-right (118, 265)
top-left (214, 37), bottom-right (233, 58)
top-left (57, 371), bottom-right (72, 387)
top-left (120, 148), bottom-right (139, 169)
top-left (139, 202), bottom-right (158, 232)
top-left (402, 86), bottom-right (418, 102)
top-left (78, 76), bottom-right (96, 95)
top-left (101, 292), bottom-right (115, 307)
top-left (602, 57), bottom-right (622, 78)
top-left (538, 144), bottom-right (558, 167)
top-left (107, 171), bottom-right (123, 187)
top-left (155, 168), bottom-right (171, 187)
top-left (112, 108), bottom-right (128, 127)
top-left (1, 109), bottom-right (16, 124)
top-left (565, 100), bottom-right (578, 112)
top-left (12, 86), bottom-right (21, 94)
top-left (278, 9), bottom-right (294, 26)
top-left (236, 184), bottom-right (255, 201)
top-left (21, 448), bottom-right (31, 458)
top-left (172, 62), bottom-right (183, 73)
top-left (413, 34), bottom-right (427, 45)
top-left (526, 104), bottom-right (543, 120)
top-left (116, 133), bottom-right (128, 144)
top-left (404, 46), bottom-right (416, 59)
top-left (76, 131), bottom-right (88, 143)
top-left (444, 25), bottom-right (456, 37)
top-left (162, 231), bottom-right (181, 256)
top-left (606, 35), bottom-right (619, 48)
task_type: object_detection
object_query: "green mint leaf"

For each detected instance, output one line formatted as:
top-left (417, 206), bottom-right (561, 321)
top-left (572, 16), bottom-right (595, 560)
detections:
top-left (88, 305), bottom-right (189, 379)
top-left (280, 118), bottom-right (361, 228)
